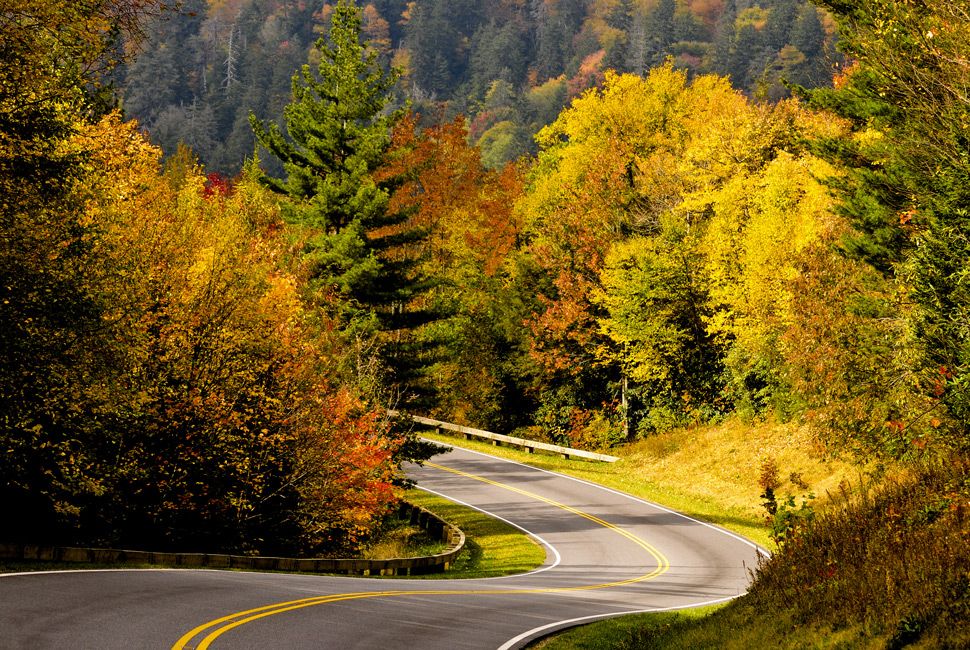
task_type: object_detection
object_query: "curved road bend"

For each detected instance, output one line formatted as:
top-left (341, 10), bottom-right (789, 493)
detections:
top-left (0, 443), bottom-right (763, 649)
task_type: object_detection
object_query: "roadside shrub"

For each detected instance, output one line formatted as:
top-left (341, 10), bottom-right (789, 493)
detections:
top-left (749, 460), bottom-right (970, 646)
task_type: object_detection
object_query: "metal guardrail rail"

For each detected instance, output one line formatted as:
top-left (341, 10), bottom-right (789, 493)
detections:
top-left (0, 502), bottom-right (465, 577)
top-left (391, 411), bottom-right (619, 463)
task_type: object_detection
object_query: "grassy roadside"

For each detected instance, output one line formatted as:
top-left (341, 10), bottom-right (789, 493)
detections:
top-left (403, 488), bottom-right (546, 579)
top-left (530, 606), bottom-right (724, 649)
top-left (530, 601), bottom-right (883, 650)
top-left (421, 417), bottom-right (863, 551)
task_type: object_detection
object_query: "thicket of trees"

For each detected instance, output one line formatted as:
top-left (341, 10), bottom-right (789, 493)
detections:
top-left (1, 0), bottom-right (431, 556)
top-left (117, 0), bottom-right (839, 174)
top-left (342, 1), bottom-right (964, 463)
top-left (4, 0), bottom-right (967, 557)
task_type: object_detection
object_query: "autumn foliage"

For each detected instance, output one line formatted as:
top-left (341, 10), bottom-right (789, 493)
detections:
top-left (0, 2), bottom-right (403, 555)
top-left (4, 112), bottom-right (402, 554)
top-left (4, 0), bottom-right (969, 563)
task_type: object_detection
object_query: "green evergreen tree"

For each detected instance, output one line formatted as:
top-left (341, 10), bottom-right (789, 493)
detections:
top-left (763, 0), bottom-right (799, 50)
top-left (603, 0), bottom-right (634, 73)
top-left (404, 0), bottom-right (464, 96)
top-left (808, 1), bottom-right (970, 453)
top-left (709, 0), bottom-right (739, 78)
top-left (787, 5), bottom-right (831, 88)
top-left (644, 0), bottom-right (676, 69)
top-left (250, 0), bottom-right (440, 410)
top-left (533, 0), bottom-right (566, 80)
top-left (468, 20), bottom-right (530, 101)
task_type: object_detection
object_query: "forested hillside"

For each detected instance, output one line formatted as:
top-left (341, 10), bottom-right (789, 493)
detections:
top-left (1, 0), bottom-right (437, 557)
top-left (118, 0), bottom-right (837, 173)
top-left (4, 6), bottom-right (968, 636)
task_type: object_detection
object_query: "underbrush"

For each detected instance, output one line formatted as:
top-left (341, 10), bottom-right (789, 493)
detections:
top-left (538, 460), bottom-right (969, 649)
top-left (360, 518), bottom-right (447, 560)
top-left (749, 459), bottom-right (970, 648)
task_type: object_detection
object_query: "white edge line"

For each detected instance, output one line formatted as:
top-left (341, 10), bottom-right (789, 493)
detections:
top-left (414, 485), bottom-right (562, 579)
top-left (495, 595), bottom-right (742, 650)
top-left (420, 440), bottom-right (764, 647)
top-left (422, 437), bottom-right (771, 559)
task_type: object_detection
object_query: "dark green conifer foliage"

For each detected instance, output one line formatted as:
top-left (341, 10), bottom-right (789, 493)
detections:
top-left (251, 1), bottom-right (400, 236)
top-left (808, 1), bottom-right (970, 449)
top-left (710, 0), bottom-right (739, 79)
top-left (250, 0), bottom-right (439, 408)
top-left (645, 0), bottom-right (676, 68)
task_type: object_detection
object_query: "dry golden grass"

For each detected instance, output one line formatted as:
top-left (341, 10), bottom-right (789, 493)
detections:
top-left (621, 417), bottom-right (864, 519)
top-left (423, 415), bottom-right (865, 549)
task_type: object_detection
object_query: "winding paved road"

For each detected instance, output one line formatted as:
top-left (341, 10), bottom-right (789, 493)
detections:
top-left (0, 443), bottom-right (763, 649)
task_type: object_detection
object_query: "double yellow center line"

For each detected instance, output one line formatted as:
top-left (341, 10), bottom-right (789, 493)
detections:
top-left (172, 461), bottom-right (669, 649)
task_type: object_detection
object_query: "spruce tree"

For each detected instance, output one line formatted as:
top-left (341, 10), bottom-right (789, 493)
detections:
top-left (643, 0), bottom-right (676, 69)
top-left (250, 0), bottom-right (439, 408)
top-left (807, 1), bottom-right (970, 450)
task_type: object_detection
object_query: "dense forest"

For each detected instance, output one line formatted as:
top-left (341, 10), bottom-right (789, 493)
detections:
top-left (2, 0), bottom-right (968, 597)
top-left (118, 0), bottom-right (838, 172)
top-left (1, 0), bottom-right (439, 556)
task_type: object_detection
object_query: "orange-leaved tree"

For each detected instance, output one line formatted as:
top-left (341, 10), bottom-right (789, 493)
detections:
top-left (73, 114), bottom-right (402, 554)
top-left (378, 114), bottom-right (530, 431)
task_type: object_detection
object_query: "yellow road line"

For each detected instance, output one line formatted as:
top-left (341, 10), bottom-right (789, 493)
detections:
top-left (424, 461), bottom-right (667, 583)
top-left (173, 462), bottom-right (670, 650)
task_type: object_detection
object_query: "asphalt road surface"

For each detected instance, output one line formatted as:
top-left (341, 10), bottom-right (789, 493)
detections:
top-left (0, 442), bottom-right (764, 649)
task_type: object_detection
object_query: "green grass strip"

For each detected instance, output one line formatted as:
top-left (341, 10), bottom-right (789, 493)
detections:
top-left (404, 488), bottom-right (547, 579)
top-left (530, 605), bottom-right (724, 649)
top-left (528, 600), bottom-right (889, 650)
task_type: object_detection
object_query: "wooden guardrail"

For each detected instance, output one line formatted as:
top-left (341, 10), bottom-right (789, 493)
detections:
top-left (0, 502), bottom-right (465, 577)
top-left (391, 411), bottom-right (619, 463)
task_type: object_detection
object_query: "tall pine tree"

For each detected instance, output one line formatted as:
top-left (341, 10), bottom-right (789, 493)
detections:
top-left (807, 0), bottom-right (970, 454)
top-left (250, 0), bottom-right (439, 409)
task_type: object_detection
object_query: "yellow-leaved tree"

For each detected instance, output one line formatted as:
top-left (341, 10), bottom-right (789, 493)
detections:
top-left (523, 62), bottom-right (858, 441)
top-left (688, 103), bottom-right (848, 415)
top-left (523, 65), bottom-right (746, 441)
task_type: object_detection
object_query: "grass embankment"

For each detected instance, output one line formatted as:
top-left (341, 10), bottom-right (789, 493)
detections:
top-left (423, 417), bottom-right (861, 550)
top-left (536, 462), bottom-right (970, 649)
